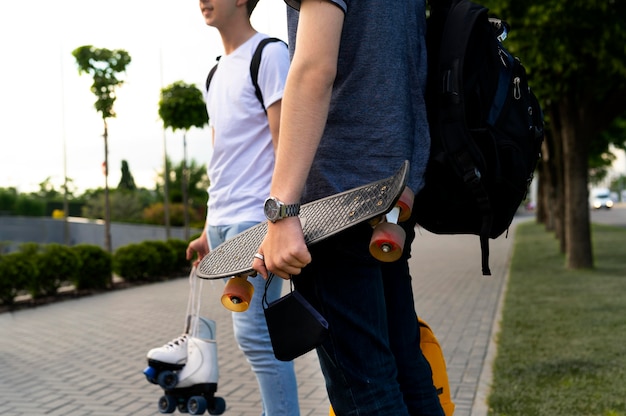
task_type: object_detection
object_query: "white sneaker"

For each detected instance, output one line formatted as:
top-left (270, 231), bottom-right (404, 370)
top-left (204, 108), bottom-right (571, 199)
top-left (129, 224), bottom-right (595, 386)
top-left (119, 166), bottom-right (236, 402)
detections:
top-left (147, 334), bottom-right (189, 366)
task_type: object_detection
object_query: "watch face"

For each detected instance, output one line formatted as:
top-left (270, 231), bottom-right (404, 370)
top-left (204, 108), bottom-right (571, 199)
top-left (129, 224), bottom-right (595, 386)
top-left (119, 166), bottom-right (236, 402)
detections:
top-left (264, 198), bottom-right (280, 221)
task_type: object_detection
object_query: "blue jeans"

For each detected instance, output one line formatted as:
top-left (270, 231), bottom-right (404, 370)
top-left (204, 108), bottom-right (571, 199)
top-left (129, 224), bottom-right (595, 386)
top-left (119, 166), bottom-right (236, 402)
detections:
top-left (293, 219), bottom-right (444, 416)
top-left (207, 222), bottom-right (300, 416)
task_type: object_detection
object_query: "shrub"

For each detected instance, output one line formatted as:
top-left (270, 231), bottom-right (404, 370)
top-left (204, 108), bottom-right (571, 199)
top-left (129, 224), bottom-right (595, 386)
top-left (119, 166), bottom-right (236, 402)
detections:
top-left (166, 238), bottom-right (191, 273)
top-left (113, 243), bottom-right (160, 282)
top-left (16, 243), bottom-right (42, 298)
top-left (28, 244), bottom-right (81, 298)
top-left (142, 240), bottom-right (177, 277)
top-left (71, 244), bottom-right (112, 290)
top-left (0, 252), bottom-right (37, 305)
top-left (143, 202), bottom-right (204, 227)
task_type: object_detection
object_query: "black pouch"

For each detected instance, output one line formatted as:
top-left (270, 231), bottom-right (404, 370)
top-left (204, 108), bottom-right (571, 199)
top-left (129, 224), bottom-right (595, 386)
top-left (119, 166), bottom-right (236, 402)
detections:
top-left (263, 275), bottom-right (329, 361)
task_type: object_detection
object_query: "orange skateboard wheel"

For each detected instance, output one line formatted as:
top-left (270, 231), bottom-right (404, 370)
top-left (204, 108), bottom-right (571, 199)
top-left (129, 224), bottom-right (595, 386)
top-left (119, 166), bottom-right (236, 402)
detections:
top-left (221, 276), bottom-right (254, 312)
top-left (397, 186), bottom-right (414, 222)
top-left (369, 222), bottom-right (406, 262)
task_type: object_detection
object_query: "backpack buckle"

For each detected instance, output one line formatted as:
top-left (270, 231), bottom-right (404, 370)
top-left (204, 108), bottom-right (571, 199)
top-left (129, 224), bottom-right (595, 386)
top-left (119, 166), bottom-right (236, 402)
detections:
top-left (463, 167), bottom-right (481, 185)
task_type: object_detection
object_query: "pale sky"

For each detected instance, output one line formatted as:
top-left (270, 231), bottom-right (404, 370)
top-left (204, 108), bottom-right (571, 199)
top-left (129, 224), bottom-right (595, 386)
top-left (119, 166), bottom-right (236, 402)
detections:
top-left (0, 0), bottom-right (288, 194)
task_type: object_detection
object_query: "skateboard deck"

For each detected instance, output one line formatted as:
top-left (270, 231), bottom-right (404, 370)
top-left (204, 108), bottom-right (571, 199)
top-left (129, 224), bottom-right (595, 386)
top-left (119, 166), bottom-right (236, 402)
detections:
top-left (196, 161), bottom-right (409, 280)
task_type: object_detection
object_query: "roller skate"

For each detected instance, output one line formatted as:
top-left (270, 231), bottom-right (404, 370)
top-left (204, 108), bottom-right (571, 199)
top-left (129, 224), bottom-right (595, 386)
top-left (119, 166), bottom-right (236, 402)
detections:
top-left (143, 316), bottom-right (215, 389)
top-left (157, 334), bottom-right (226, 414)
top-left (144, 268), bottom-right (226, 414)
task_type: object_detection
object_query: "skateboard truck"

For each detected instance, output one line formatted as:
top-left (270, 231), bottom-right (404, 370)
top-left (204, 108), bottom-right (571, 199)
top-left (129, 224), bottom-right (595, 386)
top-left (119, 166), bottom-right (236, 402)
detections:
top-left (368, 187), bottom-right (414, 262)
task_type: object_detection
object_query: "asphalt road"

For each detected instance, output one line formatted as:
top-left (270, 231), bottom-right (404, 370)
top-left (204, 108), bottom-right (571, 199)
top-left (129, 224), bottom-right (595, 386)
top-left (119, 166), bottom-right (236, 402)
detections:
top-left (590, 203), bottom-right (626, 228)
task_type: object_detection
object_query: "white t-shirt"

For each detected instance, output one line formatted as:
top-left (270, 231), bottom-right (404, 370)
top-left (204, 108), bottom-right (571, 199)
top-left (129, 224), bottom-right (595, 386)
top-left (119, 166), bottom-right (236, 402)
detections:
top-left (205, 33), bottom-right (290, 225)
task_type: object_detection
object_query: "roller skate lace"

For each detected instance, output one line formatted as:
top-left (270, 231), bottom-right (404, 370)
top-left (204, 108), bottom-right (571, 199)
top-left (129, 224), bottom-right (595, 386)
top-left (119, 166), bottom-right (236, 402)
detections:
top-left (162, 334), bottom-right (188, 351)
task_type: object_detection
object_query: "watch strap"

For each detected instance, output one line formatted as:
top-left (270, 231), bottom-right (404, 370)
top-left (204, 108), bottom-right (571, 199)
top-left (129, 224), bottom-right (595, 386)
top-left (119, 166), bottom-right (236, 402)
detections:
top-left (282, 203), bottom-right (300, 218)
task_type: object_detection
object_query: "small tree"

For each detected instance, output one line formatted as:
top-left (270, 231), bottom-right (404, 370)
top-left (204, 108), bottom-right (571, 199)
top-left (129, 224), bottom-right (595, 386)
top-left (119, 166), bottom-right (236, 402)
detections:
top-left (158, 81), bottom-right (208, 240)
top-left (72, 45), bottom-right (131, 258)
top-left (118, 160), bottom-right (137, 191)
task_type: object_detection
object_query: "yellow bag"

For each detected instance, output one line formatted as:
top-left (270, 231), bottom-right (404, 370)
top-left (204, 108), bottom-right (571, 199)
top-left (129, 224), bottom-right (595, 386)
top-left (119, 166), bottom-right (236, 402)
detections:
top-left (329, 318), bottom-right (454, 416)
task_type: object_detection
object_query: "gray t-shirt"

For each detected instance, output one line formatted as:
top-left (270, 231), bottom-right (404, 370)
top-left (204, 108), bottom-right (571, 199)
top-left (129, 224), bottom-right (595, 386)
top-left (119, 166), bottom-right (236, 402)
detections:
top-left (286, 0), bottom-right (430, 203)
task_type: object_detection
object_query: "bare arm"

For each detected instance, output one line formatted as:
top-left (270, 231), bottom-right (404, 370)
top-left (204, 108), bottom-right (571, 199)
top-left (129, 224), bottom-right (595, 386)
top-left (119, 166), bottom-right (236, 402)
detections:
top-left (270, 0), bottom-right (344, 203)
top-left (254, 0), bottom-right (345, 279)
top-left (266, 100), bottom-right (282, 151)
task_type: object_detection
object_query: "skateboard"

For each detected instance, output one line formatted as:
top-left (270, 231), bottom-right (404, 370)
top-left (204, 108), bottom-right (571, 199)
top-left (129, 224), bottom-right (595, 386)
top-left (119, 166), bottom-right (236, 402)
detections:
top-left (196, 161), bottom-right (414, 312)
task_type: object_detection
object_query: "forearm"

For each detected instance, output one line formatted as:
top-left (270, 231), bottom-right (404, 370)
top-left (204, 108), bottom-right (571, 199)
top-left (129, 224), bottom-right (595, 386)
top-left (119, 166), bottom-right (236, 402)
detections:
top-left (271, 67), bottom-right (333, 203)
top-left (270, 0), bottom-right (344, 204)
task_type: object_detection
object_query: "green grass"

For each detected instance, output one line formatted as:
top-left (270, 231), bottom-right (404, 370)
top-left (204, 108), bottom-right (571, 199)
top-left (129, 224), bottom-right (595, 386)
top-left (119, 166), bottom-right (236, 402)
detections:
top-left (488, 222), bottom-right (626, 416)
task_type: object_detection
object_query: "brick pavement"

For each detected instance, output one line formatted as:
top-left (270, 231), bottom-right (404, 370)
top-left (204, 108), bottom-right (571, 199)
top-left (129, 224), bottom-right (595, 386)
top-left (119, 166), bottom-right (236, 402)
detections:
top-left (0, 223), bottom-right (516, 415)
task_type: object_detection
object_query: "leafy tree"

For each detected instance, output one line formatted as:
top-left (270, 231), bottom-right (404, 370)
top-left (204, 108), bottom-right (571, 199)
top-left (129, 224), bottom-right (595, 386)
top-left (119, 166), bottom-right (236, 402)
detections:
top-left (14, 194), bottom-right (46, 217)
top-left (72, 45), bottom-right (131, 255)
top-left (147, 157), bottom-right (208, 228)
top-left (118, 160), bottom-right (137, 191)
top-left (35, 177), bottom-right (62, 200)
top-left (143, 202), bottom-right (205, 228)
top-left (158, 81), bottom-right (209, 240)
top-left (0, 188), bottom-right (17, 215)
top-left (159, 158), bottom-right (209, 206)
top-left (481, 1), bottom-right (626, 270)
top-left (82, 188), bottom-right (156, 223)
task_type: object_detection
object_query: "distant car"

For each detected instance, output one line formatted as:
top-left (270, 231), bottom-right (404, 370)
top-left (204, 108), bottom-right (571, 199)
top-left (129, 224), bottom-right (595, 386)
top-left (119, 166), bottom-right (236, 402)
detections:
top-left (590, 189), bottom-right (614, 210)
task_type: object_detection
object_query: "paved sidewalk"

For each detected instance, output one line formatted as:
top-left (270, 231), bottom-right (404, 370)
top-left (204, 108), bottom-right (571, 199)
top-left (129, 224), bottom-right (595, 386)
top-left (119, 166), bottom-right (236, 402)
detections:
top-left (0, 224), bottom-right (516, 415)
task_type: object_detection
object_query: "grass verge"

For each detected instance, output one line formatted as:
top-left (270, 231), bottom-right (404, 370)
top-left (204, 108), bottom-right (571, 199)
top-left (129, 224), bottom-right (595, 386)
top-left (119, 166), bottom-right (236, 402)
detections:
top-left (488, 222), bottom-right (626, 416)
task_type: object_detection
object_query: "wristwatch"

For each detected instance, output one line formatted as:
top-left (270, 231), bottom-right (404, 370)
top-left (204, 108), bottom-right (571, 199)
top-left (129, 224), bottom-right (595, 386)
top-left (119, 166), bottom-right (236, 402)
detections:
top-left (264, 196), bottom-right (300, 223)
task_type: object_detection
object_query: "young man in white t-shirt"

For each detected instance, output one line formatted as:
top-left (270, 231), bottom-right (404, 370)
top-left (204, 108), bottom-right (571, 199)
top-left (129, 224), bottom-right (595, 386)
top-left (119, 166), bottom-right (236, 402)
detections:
top-left (185, 0), bottom-right (298, 414)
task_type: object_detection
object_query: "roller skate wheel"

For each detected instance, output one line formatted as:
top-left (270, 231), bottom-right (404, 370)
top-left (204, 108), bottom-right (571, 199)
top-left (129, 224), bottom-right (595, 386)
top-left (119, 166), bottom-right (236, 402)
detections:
top-left (369, 222), bottom-right (406, 262)
top-left (158, 395), bottom-right (177, 414)
top-left (221, 277), bottom-right (254, 312)
top-left (188, 396), bottom-right (208, 415)
top-left (157, 370), bottom-right (179, 390)
top-left (209, 397), bottom-right (227, 415)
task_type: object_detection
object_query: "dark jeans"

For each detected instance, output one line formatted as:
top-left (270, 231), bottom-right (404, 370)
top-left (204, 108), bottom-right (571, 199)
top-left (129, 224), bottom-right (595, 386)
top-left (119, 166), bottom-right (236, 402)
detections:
top-left (293, 215), bottom-right (444, 416)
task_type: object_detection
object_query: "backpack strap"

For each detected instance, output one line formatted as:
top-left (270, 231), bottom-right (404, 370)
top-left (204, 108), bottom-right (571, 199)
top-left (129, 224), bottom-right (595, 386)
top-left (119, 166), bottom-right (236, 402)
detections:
top-left (205, 37), bottom-right (287, 114)
top-left (205, 58), bottom-right (220, 92)
top-left (437, 0), bottom-right (493, 275)
top-left (250, 37), bottom-right (287, 113)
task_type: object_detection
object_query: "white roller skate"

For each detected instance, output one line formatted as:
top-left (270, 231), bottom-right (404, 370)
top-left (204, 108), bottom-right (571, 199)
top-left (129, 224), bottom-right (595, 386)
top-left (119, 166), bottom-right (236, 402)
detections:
top-left (146, 316), bottom-right (215, 368)
top-left (156, 321), bottom-right (224, 415)
top-left (144, 268), bottom-right (226, 414)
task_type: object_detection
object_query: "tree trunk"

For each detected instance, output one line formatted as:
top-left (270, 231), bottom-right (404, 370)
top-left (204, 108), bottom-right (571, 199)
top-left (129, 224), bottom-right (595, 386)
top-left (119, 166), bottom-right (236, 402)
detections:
top-left (103, 120), bottom-right (112, 257)
top-left (536, 163), bottom-right (547, 225)
top-left (102, 120), bottom-right (113, 287)
top-left (554, 150), bottom-right (565, 254)
top-left (541, 104), bottom-right (566, 255)
top-left (560, 98), bottom-right (594, 270)
top-left (162, 130), bottom-right (171, 239)
top-left (182, 132), bottom-right (190, 242)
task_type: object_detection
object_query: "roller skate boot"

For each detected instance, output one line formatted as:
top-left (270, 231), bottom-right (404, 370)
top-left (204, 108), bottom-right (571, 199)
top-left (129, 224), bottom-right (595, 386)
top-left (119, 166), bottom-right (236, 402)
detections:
top-left (144, 317), bottom-right (216, 389)
top-left (155, 323), bottom-right (226, 414)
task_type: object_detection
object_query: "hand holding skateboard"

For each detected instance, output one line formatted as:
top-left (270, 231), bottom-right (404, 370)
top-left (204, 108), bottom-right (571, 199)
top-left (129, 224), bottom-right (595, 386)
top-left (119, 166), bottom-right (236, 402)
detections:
top-left (197, 161), bottom-right (414, 312)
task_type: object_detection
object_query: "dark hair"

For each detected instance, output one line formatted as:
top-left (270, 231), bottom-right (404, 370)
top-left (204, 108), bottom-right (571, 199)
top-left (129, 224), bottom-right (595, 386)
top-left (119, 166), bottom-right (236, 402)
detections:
top-left (246, 0), bottom-right (259, 16)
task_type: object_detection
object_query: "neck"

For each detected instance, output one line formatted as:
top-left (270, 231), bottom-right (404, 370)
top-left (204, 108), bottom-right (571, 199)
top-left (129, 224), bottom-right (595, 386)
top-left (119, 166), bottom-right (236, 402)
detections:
top-left (219, 22), bottom-right (257, 55)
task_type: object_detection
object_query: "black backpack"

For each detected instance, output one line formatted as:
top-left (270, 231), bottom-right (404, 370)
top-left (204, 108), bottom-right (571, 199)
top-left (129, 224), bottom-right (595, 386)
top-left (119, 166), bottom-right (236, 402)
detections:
top-left (205, 37), bottom-right (286, 114)
top-left (415, 0), bottom-right (544, 275)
